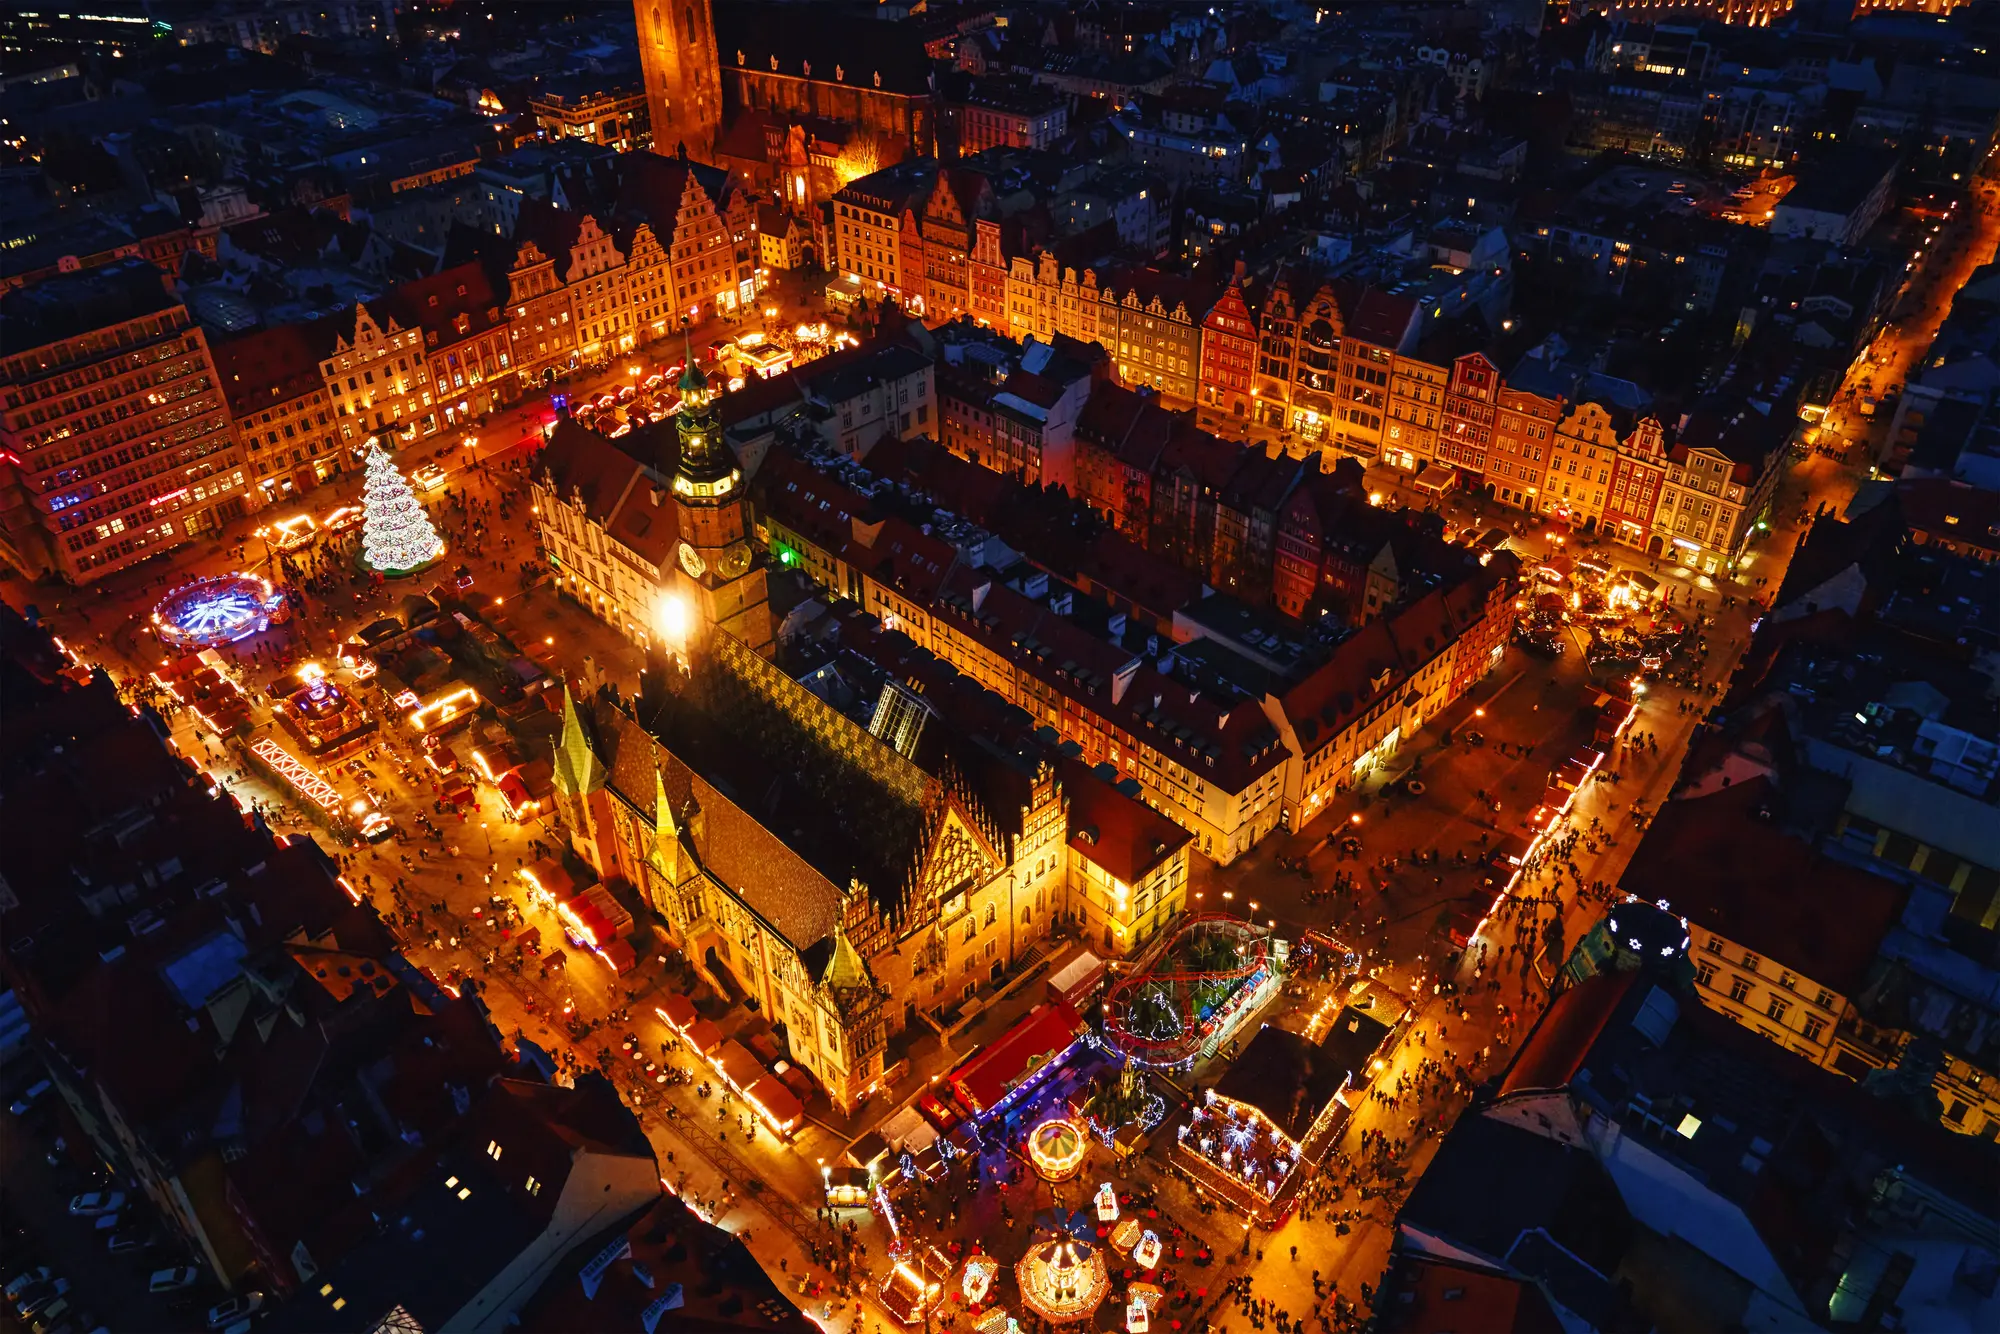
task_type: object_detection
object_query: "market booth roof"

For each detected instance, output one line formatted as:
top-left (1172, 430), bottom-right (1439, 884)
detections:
top-left (949, 1001), bottom-right (1085, 1117)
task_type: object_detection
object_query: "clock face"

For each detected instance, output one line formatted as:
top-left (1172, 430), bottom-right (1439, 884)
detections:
top-left (717, 540), bottom-right (751, 578)
top-left (677, 541), bottom-right (707, 580)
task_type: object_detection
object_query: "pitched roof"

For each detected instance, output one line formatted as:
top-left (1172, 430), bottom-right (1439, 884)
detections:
top-left (1212, 1023), bottom-right (1351, 1141)
top-left (1061, 758), bottom-right (1190, 884)
top-left (211, 317), bottom-right (342, 416)
top-left (595, 703), bottom-right (847, 952)
top-left (538, 419), bottom-right (648, 525)
top-left (385, 260), bottom-right (507, 347)
top-left (1618, 777), bottom-right (1906, 993)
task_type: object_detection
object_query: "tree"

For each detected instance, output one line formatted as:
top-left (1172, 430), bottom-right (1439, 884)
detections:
top-left (359, 442), bottom-right (443, 576)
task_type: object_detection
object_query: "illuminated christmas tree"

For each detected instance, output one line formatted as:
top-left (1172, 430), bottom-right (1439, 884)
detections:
top-left (359, 442), bottom-right (444, 575)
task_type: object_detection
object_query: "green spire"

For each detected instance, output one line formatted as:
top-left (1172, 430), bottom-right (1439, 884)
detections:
top-left (552, 683), bottom-right (607, 798)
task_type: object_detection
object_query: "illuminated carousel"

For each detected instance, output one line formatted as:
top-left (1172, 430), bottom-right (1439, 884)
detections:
top-left (1014, 1239), bottom-right (1109, 1326)
top-left (1027, 1116), bottom-right (1089, 1183)
top-left (152, 573), bottom-right (289, 649)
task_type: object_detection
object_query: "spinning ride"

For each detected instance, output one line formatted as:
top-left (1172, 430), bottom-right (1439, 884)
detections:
top-left (1015, 1240), bottom-right (1109, 1325)
top-left (1026, 1117), bottom-right (1088, 1182)
top-left (152, 573), bottom-right (289, 649)
top-left (1102, 914), bottom-right (1277, 1065)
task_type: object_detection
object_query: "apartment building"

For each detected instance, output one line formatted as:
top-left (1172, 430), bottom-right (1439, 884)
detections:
top-left (1624, 777), bottom-right (1913, 1080)
top-left (951, 78), bottom-right (1069, 154)
top-left (1540, 400), bottom-right (1627, 531)
top-left (1250, 269), bottom-right (1420, 461)
top-left (389, 260), bottom-right (518, 431)
top-left (501, 236), bottom-right (580, 386)
top-left (319, 300), bottom-right (436, 449)
top-left (1654, 401), bottom-right (1786, 573)
top-left (0, 259), bottom-right (245, 584)
top-left (1261, 558), bottom-right (1518, 827)
top-left (831, 162), bottom-right (937, 310)
top-left (529, 75), bottom-right (649, 150)
top-left (1197, 276), bottom-right (1257, 429)
top-left (211, 319), bottom-right (345, 509)
top-left (1487, 384), bottom-right (1563, 509)
top-left (530, 420), bottom-right (679, 651)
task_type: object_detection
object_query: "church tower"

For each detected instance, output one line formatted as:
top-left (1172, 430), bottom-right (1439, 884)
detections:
top-left (667, 358), bottom-right (773, 657)
top-left (635, 0), bottom-right (722, 162)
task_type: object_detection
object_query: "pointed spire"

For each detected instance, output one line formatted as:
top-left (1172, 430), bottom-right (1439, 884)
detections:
top-left (552, 681), bottom-right (607, 797)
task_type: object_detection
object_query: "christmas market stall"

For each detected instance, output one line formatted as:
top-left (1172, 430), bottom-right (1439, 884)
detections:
top-left (945, 1000), bottom-right (1087, 1125)
top-left (1171, 1015), bottom-right (1390, 1224)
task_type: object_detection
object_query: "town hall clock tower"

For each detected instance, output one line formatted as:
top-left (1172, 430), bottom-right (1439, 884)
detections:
top-left (668, 359), bottom-right (773, 657)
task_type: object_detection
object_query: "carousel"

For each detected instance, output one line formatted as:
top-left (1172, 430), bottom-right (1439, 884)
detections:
top-left (1027, 1116), bottom-right (1089, 1183)
top-left (1014, 1239), bottom-right (1110, 1326)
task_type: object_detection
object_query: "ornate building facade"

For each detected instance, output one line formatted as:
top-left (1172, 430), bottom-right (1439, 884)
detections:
top-left (547, 628), bottom-right (1190, 1115)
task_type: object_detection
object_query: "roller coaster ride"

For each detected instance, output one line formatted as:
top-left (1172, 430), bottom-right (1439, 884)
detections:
top-left (1102, 914), bottom-right (1278, 1066)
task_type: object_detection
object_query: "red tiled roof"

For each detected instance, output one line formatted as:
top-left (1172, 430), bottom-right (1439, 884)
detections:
top-left (538, 419), bottom-right (646, 524)
top-left (1618, 777), bottom-right (1907, 993)
top-left (1497, 971), bottom-right (1638, 1099)
top-left (1061, 758), bottom-right (1191, 883)
top-left (386, 260), bottom-right (507, 347)
top-left (211, 317), bottom-right (341, 416)
top-left (948, 1001), bottom-right (1086, 1114)
top-left (1281, 618), bottom-right (1403, 751)
top-left (1076, 380), bottom-right (1179, 473)
top-left (1383, 1254), bottom-right (1567, 1334)
top-left (1074, 530), bottom-right (1204, 623)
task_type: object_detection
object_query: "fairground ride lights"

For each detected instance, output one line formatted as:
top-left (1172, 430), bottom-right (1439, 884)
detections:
top-left (252, 737), bottom-right (345, 815)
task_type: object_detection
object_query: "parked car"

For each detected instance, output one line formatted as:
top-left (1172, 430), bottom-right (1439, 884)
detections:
top-left (8, 1079), bottom-right (51, 1116)
top-left (90, 1214), bottom-right (121, 1234)
top-left (4, 1267), bottom-right (52, 1301)
top-left (206, 1293), bottom-right (265, 1329)
top-left (105, 1227), bottom-right (153, 1254)
top-left (65, 1193), bottom-right (123, 1217)
top-left (17, 1279), bottom-right (70, 1319)
top-left (148, 1267), bottom-right (199, 1293)
top-left (29, 1294), bottom-right (71, 1331)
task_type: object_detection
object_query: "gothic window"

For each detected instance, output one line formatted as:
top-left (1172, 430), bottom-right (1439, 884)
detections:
top-left (984, 903), bottom-right (997, 928)
top-left (686, 5), bottom-right (698, 47)
top-left (652, 8), bottom-right (665, 46)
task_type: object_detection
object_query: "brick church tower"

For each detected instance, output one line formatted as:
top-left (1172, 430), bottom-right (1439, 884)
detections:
top-left (634, 0), bottom-right (722, 162)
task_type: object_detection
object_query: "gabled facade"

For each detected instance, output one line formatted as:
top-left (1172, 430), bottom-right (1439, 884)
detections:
top-left (1197, 276), bottom-right (1257, 430)
top-left (319, 301), bottom-right (436, 448)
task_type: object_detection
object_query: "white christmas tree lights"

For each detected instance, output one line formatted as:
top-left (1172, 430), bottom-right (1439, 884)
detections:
top-left (359, 442), bottom-right (444, 575)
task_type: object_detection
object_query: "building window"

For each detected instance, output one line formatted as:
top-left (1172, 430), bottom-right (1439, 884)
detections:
top-left (1814, 988), bottom-right (1835, 1010)
top-left (1803, 1015), bottom-right (1826, 1044)
top-left (1695, 961), bottom-right (1717, 988)
top-left (1728, 976), bottom-right (1753, 1004)
top-left (1741, 951), bottom-right (1761, 974)
top-left (1766, 996), bottom-right (1790, 1023)
top-left (1703, 936), bottom-right (1723, 956)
